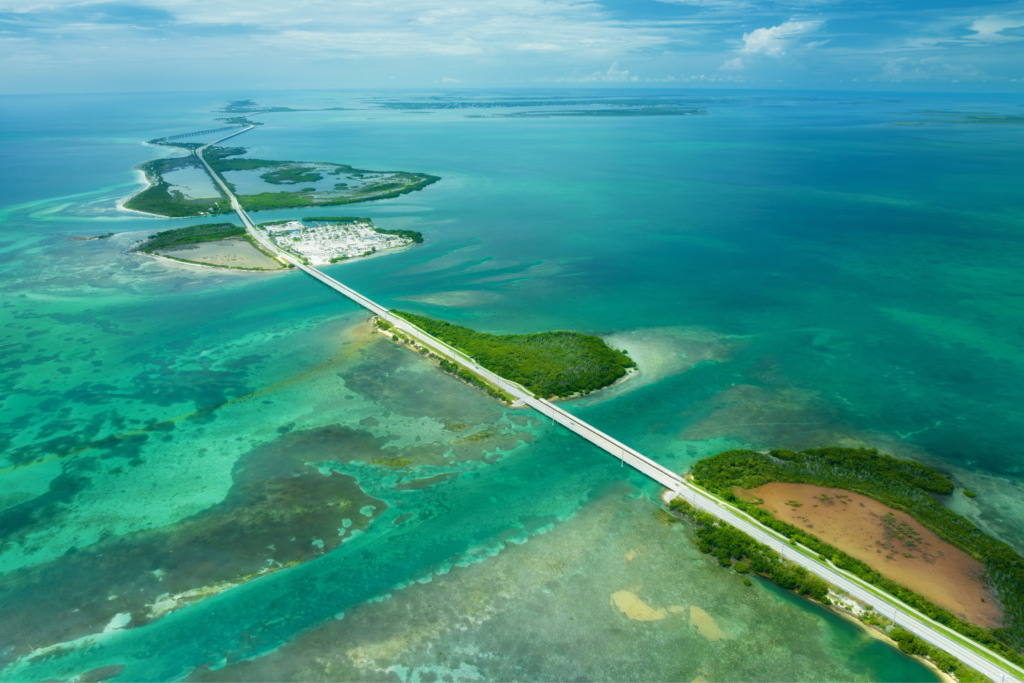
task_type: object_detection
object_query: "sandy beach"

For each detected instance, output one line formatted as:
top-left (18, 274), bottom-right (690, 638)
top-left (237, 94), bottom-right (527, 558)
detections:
top-left (116, 169), bottom-right (164, 218)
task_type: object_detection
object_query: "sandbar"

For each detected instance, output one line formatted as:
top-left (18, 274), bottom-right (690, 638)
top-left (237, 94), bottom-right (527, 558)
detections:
top-left (609, 591), bottom-right (667, 621)
top-left (689, 605), bottom-right (730, 641)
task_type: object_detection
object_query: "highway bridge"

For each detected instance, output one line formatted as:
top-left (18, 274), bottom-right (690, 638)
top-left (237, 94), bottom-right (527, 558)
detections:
top-left (194, 127), bottom-right (1024, 683)
top-left (157, 125), bottom-right (244, 142)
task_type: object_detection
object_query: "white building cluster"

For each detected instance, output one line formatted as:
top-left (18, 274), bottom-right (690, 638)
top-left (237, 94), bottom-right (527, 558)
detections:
top-left (261, 220), bottom-right (411, 266)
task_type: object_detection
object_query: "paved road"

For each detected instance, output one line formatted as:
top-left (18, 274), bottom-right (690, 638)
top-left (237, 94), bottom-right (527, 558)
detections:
top-left (194, 127), bottom-right (1023, 683)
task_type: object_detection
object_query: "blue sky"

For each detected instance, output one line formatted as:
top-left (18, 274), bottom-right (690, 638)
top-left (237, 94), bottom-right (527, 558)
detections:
top-left (2, 0), bottom-right (1023, 93)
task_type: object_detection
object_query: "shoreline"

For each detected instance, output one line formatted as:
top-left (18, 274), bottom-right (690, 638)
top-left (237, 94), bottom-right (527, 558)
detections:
top-left (371, 318), bottom-right (515, 406)
top-left (824, 604), bottom-right (956, 683)
top-left (135, 249), bottom-right (286, 274)
top-left (659, 489), bottom-right (956, 683)
top-left (305, 239), bottom-right (418, 267)
top-left (550, 365), bottom-right (639, 403)
top-left (116, 169), bottom-right (165, 218)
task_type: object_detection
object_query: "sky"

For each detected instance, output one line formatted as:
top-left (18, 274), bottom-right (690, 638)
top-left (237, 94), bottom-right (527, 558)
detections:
top-left (1, 0), bottom-right (1023, 93)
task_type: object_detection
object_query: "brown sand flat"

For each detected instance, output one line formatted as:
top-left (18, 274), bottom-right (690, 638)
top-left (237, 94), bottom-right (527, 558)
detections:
top-left (750, 482), bottom-right (1002, 628)
top-left (157, 237), bottom-right (280, 269)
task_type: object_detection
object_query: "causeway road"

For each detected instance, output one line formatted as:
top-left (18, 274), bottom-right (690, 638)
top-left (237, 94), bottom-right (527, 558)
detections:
top-left (194, 128), bottom-right (1023, 683)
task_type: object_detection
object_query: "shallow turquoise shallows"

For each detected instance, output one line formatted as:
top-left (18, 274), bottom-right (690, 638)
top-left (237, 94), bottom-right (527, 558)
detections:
top-left (4, 88), bottom-right (1022, 681)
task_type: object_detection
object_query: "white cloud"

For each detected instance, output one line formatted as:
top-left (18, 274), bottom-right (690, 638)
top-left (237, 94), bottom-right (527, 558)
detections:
top-left (518, 42), bottom-right (564, 51)
top-left (540, 61), bottom-right (639, 82)
top-left (740, 20), bottom-right (822, 57)
top-left (193, 0), bottom-right (680, 60)
top-left (719, 56), bottom-right (743, 70)
top-left (965, 15), bottom-right (1024, 44)
top-left (647, 72), bottom-right (744, 82)
top-left (5, 0), bottom-right (680, 56)
top-left (441, 76), bottom-right (461, 82)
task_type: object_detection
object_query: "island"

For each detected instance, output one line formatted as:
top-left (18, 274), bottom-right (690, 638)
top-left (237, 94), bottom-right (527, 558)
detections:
top-left (132, 217), bottom-right (421, 270)
top-left (124, 142), bottom-right (440, 218)
top-left (255, 217), bottom-right (422, 265)
top-left (389, 311), bottom-right (636, 399)
top-left (675, 446), bottom-right (1024, 681)
top-left (132, 222), bottom-right (285, 271)
top-left (68, 232), bottom-right (114, 241)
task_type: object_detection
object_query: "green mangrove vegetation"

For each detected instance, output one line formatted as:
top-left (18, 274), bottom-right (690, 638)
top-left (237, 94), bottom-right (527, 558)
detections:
top-left (68, 233), bottom-right (114, 242)
top-left (219, 100), bottom-right (300, 114)
top-left (390, 311), bottom-right (635, 399)
top-left (145, 140), bottom-right (202, 151)
top-left (373, 227), bottom-right (424, 244)
top-left (202, 147), bottom-right (441, 213)
top-left (124, 155), bottom-right (231, 218)
top-left (689, 447), bottom-right (1024, 667)
top-left (668, 496), bottom-right (830, 601)
top-left (303, 215), bottom-right (424, 242)
top-left (215, 116), bottom-right (264, 126)
top-left (666, 495), bottom-right (988, 681)
top-left (260, 167), bottom-right (323, 185)
top-left (132, 223), bottom-right (282, 271)
top-left (129, 113), bottom-right (440, 217)
top-left (373, 317), bottom-right (514, 404)
top-left (891, 628), bottom-right (990, 682)
top-left (134, 223), bottom-right (245, 253)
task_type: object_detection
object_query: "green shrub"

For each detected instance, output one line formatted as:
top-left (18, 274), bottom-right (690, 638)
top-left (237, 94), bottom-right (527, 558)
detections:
top-left (691, 447), bottom-right (1024, 665)
top-left (391, 311), bottom-right (635, 398)
top-left (134, 223), bottom-right (245, 253)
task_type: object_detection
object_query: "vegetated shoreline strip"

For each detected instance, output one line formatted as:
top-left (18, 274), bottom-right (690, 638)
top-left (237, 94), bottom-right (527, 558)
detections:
top-left (663, 493), bottom-right (987, 683)
top-left (132, 223), bottom-right (286, 271)
top-left (373, 316), bottom-right (515, 405)
top-left (390, 311), bottom-right (636, 399)
top-left (203, 145), bottom-right (441, 213)
top-left (684, 447), bottom-right (1024, 675)
top-left (123, 143), bottom-right (233, 218)
top-left (123, 136), bottom-right (440, 219)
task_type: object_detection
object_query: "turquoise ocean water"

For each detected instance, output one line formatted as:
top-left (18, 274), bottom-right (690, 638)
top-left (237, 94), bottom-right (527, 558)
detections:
top-left (2, 89), bottom-right (1023, 681)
